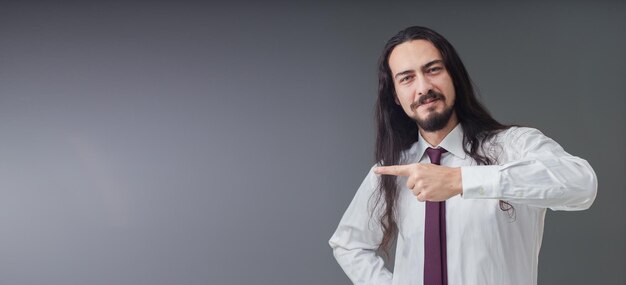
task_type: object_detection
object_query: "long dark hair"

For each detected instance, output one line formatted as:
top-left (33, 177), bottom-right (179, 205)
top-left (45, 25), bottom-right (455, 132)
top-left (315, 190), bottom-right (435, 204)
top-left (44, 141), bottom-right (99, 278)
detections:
top-left (373, 26), bottom-right (512, 256)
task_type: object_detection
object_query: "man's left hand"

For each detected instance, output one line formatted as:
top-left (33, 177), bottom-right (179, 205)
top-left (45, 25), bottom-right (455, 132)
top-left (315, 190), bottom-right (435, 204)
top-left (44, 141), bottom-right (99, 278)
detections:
top-left (374, 163), bottom-right (463, 202)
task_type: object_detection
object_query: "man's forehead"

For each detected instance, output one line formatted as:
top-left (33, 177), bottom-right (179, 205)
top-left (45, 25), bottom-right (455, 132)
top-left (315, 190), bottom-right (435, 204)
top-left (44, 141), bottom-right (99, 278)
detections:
top-left (388, 40), bottom-right (443, 73)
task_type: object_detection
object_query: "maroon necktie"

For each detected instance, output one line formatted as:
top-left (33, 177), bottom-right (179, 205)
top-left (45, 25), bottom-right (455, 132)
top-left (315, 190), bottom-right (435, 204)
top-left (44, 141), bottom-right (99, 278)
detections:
top-left (424, 147), bottom-right (448, 285)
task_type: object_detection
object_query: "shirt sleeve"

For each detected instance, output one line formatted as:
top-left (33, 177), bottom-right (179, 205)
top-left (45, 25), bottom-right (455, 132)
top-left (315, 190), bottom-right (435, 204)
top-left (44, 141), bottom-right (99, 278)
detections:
top-left (460, 127), bottom-right (597, 211)
top-left (329, 165), bottom-right (393, 285)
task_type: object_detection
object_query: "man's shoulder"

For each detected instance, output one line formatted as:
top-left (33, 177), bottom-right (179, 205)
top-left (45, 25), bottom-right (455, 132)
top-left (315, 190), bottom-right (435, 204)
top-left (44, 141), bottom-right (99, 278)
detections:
top-left (492, 126), bottom-right (544, 142)
top-left (479, 126), bottom-right (548, 155)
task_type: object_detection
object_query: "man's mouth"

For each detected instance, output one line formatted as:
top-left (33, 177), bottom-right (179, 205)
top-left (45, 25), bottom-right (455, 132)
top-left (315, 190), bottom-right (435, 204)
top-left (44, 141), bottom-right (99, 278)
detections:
top-left (410, 91), bottom-right (445, 111)
top-left (421, 98), bottom-right (439, 106)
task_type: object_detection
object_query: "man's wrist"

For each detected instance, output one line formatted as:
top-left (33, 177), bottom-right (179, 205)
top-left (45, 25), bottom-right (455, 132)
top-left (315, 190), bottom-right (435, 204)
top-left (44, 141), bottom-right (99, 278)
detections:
top-left (455, 167), bottom-right (463, 196)
top-left (460, 165), bottom-right (501, 199)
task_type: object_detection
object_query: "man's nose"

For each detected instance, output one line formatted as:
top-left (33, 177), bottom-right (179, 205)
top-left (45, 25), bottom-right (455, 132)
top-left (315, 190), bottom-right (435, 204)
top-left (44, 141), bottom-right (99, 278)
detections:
top-left (415, 75), bottom-right (434, 96)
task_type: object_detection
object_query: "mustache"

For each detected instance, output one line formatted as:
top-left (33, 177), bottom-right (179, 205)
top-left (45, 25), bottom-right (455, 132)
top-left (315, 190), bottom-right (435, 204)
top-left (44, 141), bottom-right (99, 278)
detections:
top-left (410, 91), bottom-right (445, 110)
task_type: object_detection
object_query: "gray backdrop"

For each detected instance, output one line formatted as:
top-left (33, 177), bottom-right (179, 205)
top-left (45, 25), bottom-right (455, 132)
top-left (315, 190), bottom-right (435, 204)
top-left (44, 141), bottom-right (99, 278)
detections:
top-left (0, 1), bottom-right (624, 284)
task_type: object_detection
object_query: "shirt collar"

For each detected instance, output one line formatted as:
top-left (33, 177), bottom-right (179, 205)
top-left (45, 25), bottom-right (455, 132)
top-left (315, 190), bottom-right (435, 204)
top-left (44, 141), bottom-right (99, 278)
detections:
top-left (410, 123), bottom-right (467, 161)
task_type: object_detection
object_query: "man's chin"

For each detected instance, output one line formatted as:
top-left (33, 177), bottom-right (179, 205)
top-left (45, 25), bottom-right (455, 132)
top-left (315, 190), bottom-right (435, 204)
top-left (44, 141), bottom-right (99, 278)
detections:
top-left (416, 111), bottom-right (444, 123)
top-left (414, 108), bottom-right (454, 132)
top-left (415, 104), bottom-right (443, 116)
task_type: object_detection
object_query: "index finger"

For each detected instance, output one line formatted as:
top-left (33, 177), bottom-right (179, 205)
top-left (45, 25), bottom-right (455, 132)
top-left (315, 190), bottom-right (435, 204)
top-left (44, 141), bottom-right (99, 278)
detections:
top-left (374, 164), bottom-right (412, 177)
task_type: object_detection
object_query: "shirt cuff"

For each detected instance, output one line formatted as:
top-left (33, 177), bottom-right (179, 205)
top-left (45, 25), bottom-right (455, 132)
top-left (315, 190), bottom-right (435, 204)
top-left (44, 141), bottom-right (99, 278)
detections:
top-left (461, 165), bottom-right (502, 199)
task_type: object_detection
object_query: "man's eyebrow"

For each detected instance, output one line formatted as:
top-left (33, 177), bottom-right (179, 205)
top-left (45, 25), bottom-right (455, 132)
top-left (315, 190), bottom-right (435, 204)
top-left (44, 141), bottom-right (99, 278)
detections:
top-left (394, 70), bottom-right (414, 80)
top-left (422, 59), bottom-right (444, 70)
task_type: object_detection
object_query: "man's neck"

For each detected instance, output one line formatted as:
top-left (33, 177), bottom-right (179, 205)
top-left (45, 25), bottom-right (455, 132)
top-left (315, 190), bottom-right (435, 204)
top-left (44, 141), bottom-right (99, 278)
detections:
top-left (419, 113), bottom-right (459, 147)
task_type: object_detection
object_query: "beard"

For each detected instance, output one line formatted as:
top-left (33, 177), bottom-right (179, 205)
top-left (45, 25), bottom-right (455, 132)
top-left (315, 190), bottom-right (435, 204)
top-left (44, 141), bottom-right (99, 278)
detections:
top-left (414, 103), bottom-right (454, 132)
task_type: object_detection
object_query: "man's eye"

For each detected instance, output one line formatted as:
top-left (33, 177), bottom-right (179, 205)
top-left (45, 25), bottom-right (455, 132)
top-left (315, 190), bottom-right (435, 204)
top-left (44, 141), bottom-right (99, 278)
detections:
top-left (428, 67), bottom-right (443, 74)
top-left (400, 75), bottom-right (413, 83)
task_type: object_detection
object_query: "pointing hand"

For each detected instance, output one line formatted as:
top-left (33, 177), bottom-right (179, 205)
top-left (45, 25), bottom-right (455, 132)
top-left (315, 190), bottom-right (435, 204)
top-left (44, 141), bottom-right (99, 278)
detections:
top-left (374, 163), bottom-right (463, 202)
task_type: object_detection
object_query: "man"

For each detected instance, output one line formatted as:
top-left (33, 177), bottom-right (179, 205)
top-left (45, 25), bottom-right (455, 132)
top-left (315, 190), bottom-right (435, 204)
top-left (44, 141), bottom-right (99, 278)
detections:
top-left (328, 26), bottom-right (597, 285)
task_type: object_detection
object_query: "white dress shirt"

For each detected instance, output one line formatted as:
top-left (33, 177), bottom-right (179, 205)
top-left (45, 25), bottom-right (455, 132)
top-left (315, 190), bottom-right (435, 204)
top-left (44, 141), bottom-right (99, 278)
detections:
top-left (329, 124), bottom-right (597, 285)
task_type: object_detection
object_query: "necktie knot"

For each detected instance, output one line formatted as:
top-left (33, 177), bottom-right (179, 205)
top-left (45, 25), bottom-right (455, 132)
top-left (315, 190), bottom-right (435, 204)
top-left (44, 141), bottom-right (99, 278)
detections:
top-left (425, 147), bottom-right (447, 165)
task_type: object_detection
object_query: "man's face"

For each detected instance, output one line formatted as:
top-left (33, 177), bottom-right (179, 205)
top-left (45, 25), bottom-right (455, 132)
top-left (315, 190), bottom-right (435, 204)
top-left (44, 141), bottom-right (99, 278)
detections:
top-left (388, 39), bottom-right (457, 132)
